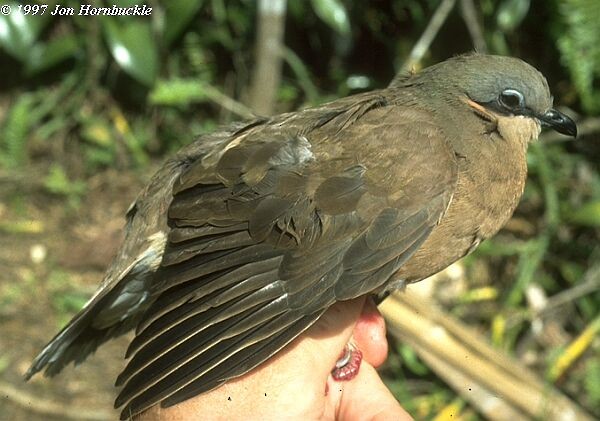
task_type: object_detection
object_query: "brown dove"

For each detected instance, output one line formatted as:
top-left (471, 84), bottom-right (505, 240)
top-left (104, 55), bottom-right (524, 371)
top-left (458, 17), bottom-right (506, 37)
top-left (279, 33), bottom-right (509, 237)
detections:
top-left (26, 54), bottom-right (577, 419)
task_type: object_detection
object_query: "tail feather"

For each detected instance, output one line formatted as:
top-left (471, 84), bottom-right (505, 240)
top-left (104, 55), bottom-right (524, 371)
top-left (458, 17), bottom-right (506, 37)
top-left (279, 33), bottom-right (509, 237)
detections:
top-left (25, 273), bottom-right (152, 380)
top-left (25, 313), bottom-right (135, 379)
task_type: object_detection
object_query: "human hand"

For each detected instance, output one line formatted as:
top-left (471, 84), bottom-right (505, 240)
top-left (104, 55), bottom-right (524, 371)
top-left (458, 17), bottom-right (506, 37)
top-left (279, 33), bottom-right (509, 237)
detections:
top-left (136, 297), bottom-right (412, 420)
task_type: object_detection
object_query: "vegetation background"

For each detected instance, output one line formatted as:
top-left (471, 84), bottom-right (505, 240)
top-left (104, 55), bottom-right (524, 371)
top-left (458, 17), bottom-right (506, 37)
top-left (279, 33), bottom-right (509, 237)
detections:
top-left (0, 0), bottom-right (598, 419)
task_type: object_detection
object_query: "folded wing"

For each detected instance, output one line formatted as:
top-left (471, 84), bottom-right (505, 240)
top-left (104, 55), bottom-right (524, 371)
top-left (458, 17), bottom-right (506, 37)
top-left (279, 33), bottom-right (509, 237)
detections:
top-left (116, 106), bottom-right (458, 418)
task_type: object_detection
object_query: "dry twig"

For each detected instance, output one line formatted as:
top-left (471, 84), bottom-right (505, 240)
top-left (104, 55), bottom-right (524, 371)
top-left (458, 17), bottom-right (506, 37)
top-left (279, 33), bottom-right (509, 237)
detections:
top-left (380, 291), bottom-right (595, 420)
top-left (402, 0), bottom-right (457, 72)
top-left (538, 263), bottom-right (600, 316)
top-left (460, 0), bottom-right (488, 53)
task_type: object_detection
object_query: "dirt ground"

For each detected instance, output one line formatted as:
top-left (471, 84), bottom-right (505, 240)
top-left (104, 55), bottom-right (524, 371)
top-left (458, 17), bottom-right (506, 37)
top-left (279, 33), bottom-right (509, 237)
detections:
top-left (0, 168), bottom-right (149, 421)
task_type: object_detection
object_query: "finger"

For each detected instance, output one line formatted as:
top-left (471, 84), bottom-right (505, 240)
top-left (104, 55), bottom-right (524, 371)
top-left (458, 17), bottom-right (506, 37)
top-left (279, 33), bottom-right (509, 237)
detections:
top-left (138, 298), bottom-right (367, 420)
top-left (352, 298), bottom-right (388, 368)
top-left (337, 362), bottom-right (413, 421)
top-left (295, 296), bottom-right (367, 379)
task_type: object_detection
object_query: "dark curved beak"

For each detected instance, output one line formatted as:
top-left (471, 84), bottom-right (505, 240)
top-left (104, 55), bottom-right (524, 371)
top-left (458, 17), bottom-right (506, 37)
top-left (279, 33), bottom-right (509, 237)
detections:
top-left (539, 109), bottom-right (577, 137)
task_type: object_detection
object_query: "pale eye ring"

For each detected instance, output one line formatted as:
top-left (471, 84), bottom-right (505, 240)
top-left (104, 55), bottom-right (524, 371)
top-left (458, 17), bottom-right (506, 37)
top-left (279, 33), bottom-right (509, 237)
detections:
top-left (499, 88), bottom-right (525, 110)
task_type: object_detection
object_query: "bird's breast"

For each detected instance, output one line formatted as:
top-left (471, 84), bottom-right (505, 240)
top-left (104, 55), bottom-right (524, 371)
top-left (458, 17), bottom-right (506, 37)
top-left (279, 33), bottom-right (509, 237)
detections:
top-left (395, 125), bottom-right (529, 282)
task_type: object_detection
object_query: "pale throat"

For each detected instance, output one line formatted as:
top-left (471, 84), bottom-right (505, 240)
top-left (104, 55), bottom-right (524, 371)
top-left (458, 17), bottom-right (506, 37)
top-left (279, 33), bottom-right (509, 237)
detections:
top-left (496, 114), bottom-right (542, 146)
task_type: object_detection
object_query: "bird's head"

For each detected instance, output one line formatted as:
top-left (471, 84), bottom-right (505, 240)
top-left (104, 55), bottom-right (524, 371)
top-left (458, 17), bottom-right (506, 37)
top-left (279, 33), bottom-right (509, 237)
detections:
top-left (400, 54), bottom-right (577, 138)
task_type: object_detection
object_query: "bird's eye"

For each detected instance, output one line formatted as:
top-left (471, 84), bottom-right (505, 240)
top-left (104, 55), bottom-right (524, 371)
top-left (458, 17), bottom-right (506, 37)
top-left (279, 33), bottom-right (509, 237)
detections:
top-left (499, 89), bottom-right (525, 110)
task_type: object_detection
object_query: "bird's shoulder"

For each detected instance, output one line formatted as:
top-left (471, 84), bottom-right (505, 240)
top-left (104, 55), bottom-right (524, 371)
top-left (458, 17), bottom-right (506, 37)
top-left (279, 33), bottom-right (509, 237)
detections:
top-left (173, 86), bottom-right (457, 205)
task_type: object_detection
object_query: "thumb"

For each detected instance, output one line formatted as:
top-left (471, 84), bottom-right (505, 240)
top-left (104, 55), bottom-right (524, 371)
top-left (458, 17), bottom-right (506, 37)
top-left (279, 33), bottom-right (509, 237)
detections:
top-left (336, 362), bottom-right (413, 421)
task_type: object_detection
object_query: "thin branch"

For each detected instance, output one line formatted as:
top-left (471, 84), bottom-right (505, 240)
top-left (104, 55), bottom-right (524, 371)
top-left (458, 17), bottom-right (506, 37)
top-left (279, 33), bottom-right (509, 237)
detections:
top-left (202, 84), bottom-right (256, 120)
top-left (281, 46), bottom-right (319, 104)
top-left (401, 0), bottom-right (457, 72)
top-left (537, 263), bottom-right (600, 316)
top-left (459, 0), bottom-right (488, 53)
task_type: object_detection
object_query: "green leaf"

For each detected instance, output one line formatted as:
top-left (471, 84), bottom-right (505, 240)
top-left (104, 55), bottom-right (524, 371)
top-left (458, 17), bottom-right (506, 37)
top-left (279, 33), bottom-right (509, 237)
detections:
top-left (85, 145), bottom-right (116, 168)
top-left (0, 4), bottom-right (50, 61)
top-left (210, 0), bottom-right (227, 24)
top-left (496, 0), bottom-right (530, 32)
top-left (103, 19), bottom-right (158, 86)
top-left (584, 359), bottom-right (600, 407)
top-left (0, 355), bottom-right (10, 374)
top-left (149, 78), bottom-right (208, 106)
top-left (1, 94), bottom-right (34, 168)
top-left (25, 35), bottom-right (80, 75)
top-left (164, 0), bottom-right (204, 45)
top-left (81, 118), bottom-right (114, 147)
top-left (310, 0), bottom-right (350, 35)
top-left (559, 261), bottom-right (585, 285)
top-left (567, 201), bottom-right (600, 227)
top-left (558, 0), bottom-right (600, 113)
top-left (117, 0), bottom-right (145, 6)
top-left (398, 344), bottom-right (429, 376)
top-left (43, 164), bottom-right (86, 198)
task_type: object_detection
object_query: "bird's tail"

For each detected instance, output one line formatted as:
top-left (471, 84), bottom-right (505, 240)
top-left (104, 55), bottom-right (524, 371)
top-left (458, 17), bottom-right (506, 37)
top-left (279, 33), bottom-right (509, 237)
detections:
top-left (24, 272), bottom-right (152, 380)
top-left (25, 293), bottom-right (127, 379)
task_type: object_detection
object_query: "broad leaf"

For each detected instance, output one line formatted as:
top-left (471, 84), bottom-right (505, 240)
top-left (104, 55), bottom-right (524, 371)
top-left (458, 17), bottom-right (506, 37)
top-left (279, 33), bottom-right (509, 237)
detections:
top-left (103, 19), bottom-right (158, 86)
top-left (310, 0), bottom-right (350, 35)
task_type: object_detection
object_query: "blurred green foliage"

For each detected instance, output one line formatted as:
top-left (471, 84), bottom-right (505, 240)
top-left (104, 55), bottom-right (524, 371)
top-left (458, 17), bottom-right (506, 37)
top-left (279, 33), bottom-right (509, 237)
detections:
top-left (0, 0), bottom-right (596, 171)
top-left (558, 0), bottom-right (600, 113)
top-left (0, 0), bottom-right (598, 419)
